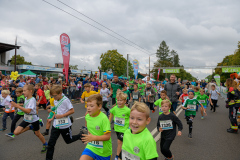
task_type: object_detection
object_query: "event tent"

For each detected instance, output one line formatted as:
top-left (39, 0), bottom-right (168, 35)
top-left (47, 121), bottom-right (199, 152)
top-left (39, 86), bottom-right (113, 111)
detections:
top-left (19, 70), bottom-right (37, 77)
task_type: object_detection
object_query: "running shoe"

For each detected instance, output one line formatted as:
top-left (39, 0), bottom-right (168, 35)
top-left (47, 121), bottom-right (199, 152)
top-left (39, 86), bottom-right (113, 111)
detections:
top-left (41, 145), bottom-right (48, 153)
top-left (114, 156), bottom-right (118, 160)
top-left (5, 133), bottom-right (15, 138)
top-left (39, 119), bottom-right (44, 127)
top-left (152, 110), bottom-right (155, 113)
top-left (227, 128), bottom-right (238, 133)
top-left (0, 128), bottom-right (7, 131)
top-left (201, 116), bottom-right (204, 120)
top-left (188, 133), bottom-right (192, 139)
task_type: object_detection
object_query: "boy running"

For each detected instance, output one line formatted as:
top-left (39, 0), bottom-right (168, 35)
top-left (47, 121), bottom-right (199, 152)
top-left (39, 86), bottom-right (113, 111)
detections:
top-left (154, 90), bottom-right (171, 115)
top-left (130, 84), bottom-right (141, 104)
top-left (144, 82), bottom-right (156, 113)
top-left (80, 94), bottom-right (112, 160)
top-left (100, 82), bottom-right (111, 116)
top-left (197, 89), bottom-right (209, 119)
top-left (119, 102), bottom-right (158, 160)
top-left (109, 91), bottom-right (131, 160)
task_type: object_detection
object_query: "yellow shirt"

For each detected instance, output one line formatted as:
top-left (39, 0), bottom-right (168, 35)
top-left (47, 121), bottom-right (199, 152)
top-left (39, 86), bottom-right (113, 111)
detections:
top-left (81, 91), bottom-right (99, 108)
top-left (50, 97), bottom-right (55, 107)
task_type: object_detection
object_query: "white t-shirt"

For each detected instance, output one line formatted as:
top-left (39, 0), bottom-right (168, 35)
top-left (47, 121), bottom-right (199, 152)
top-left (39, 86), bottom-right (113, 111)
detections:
top-left (210, 90), bottom-right (219, 100)
top-left (0, 95), bottom-right (4, 106)
top-left (53, 96), bottom-right (73, 129)
top-left (100, 88), bottom-right (110, 101)
top-left (2, 95), bottom-right (14, 112)
top-left (24, 97), bottom-right (39, 123)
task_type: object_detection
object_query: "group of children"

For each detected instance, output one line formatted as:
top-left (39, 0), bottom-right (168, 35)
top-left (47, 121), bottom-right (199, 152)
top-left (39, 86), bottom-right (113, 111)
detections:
top-left (1, 76), bottom-right (236, 160)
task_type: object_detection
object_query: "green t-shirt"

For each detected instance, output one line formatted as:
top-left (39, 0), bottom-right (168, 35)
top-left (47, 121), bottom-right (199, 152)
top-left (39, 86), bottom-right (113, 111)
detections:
top-left (111, 82), bottom-right (123, 98)
top-left (129, 80), bottom-right (134, 89)
top-left (122, 128), bottom-right (159, 160)
top-left (194, 91), bottom-right (200, 98)
top-left (85, 112), bottom-right (112, 157)
top-left (197, 94), bottom-right (209, 106)
top-left (17, 95), bottom-right (25, 115)
top-left (123, 90), bottom-right (131, 100)
top-left (138, 83), bottom-right (146, 96)
top-left (183, 98), bottom-right (200, 116)
top-left (154, 98), bottom-right (171, 115)
top-left (110, 105), bottom-right (131, 133)
top-left (44, 90), bottom-right (50, 100)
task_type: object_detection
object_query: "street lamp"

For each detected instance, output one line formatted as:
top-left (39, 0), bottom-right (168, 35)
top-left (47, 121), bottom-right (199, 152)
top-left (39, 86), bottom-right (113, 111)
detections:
top-left (149, 53), bottom-right (155, 77)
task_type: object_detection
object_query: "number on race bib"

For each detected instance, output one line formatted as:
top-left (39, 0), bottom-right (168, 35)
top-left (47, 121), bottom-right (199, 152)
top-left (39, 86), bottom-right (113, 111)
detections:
top-left (122, 150), bottom-right (140, 160)
top-left (199, 100), bottom-right (205, 103)
top-left (114, 117), bottom-right (125, 126)
top-left (160, 120), bottom-right (173, 130)
top-left (89, 141), bottom-right (103, 148)
top-left (187, 105), bottom-right (196, 111)
top-left (146, 91), bottom-right (151, 95)
top-left (159, 107), bottom-right (163, 112)
top-left (24, 114), bottom-right (33, 123)
top-left (55, 117), bottom-right (69, 127)
top-left (133, 95), bottom-right (138, 99)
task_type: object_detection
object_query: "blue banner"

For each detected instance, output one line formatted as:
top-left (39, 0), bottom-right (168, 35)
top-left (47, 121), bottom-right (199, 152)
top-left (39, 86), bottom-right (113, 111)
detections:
top-left (132, 59), bottom-right (139, 79)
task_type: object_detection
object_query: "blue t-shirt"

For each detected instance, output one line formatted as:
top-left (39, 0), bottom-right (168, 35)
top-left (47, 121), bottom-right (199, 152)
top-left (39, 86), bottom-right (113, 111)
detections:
top-left (18, 82), bottom-right (26, 87)
top-left (191, 82), bottom-right (196, 86)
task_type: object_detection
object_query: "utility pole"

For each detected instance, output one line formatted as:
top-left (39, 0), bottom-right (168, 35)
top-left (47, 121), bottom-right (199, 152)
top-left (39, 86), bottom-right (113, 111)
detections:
top-left (14, 36), bottom-right (17, 71)
top-left (127, 54), bottom-right (129, 79)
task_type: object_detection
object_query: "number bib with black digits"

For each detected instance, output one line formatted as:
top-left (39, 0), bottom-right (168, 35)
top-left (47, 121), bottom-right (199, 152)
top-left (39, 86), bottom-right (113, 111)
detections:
top-left (114, 117), bottom-right (125, 126)
top-left (199, 100), bottom-right (205, 103)
top-left (146, 91), bottom-right (151, 95)
top-left (89, 141), bottom-right (103, 148)
top-left (187, 105), bottom-right (196, 111)
top-left (55, 117), bottom-right (69, 127)
top-left (160, 120), bottom-right (173, 130)
top-left (24, 114), bottom-right (33, 123)
top-left (133, 95), bottom-right (138, 99)
top-left (159, 107), bottom-right (163, 112)
top-left (122, 150), bottom-right (140, 160)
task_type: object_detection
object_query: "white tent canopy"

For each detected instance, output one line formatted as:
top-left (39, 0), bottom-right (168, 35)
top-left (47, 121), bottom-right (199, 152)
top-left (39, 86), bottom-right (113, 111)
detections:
top-left (142, 76), bottom-right (155, 82)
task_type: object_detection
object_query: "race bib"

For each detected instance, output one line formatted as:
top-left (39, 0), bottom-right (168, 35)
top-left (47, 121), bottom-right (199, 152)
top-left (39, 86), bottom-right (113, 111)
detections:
top-left (160, 120), bottom-right (173, 130)
top-left (89, 141), bottom-right (103, 148)
top-left (55, 117), bottom-right (69, 127)
top-left (133, 95), bottom-right (138, 99)
top-left (187, 105), bottom-right (196, 111)
top-left (159, 107), bottom-right (163, 112)
top-left (122, 150), bottom-right (140, 160)
top-left (114, 117), bottom-right (125, 126)
top-left (24, 114), bottom-right (33, 123)
top-left (146, 91), bottom-right (151, 95)
top-left (18, 108), bottom-right (23, 112)
top-left (102, 94), bottom-right (107, 97)
top-left (5, 105), bottom-right (10, 109)
top-left (199, 100), bottom-right (205, 103)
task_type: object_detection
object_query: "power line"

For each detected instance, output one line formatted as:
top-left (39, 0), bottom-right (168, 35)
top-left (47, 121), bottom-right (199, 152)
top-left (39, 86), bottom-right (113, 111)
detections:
top-left (57, 0), bottom-right (153, 55)
top-left (42, 0), bottom-right (152, 55)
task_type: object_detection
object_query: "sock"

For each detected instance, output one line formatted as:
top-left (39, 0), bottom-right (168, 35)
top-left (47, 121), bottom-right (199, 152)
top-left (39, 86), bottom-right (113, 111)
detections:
top-left (43, 142), bottom-right (48, 146)
top-left (46, 129), bottom-right (49, 133)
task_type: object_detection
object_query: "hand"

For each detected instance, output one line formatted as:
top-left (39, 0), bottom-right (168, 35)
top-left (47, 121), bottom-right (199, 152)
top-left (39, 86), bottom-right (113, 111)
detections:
top-left (55, 114), bottom-right (64, 119)
top-left (177, 131), bottom-right (182, 136)
top-left (159, 128), bottom-right (163, 132)
top-left (81, 100), bottom-right (84, 104)
top-left (82, 131), bottom-right (95, 144)
top-left (3, 108), bottom-right (5, 111)
top-left (11, 101), bottom-right (18, 108)
top-left (176, 92), bottom-right (180, 95)
top-left (187, 106), bottom-right (190, 109)
top-left (47, 109), bottom-right (52, 113)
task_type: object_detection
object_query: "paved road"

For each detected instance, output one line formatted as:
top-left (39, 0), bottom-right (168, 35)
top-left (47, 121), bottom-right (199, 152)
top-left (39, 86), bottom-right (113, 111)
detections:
top-left (0, 97), bottom-right (240, 160)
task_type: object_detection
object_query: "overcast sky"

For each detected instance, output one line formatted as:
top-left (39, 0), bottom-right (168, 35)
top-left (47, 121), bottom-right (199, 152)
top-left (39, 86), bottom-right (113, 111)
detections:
top-left (0, 0), bottom-right (239, 79)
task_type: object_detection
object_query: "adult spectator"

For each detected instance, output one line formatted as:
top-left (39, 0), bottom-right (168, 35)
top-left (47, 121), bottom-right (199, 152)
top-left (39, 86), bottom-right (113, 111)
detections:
top-left (202, 80), bottom-right (207, 88)
top-left (0, 71), bottom-right (4, 81)
top-left (164, 74), bottom-right (181, 114)
top-left (48, 77), bottom-right (53, 84)
top-left (110, 75), bottom-right (124, 105)
top-left (191, 80), bottom-right (196, 86)
top-left (43, 77), bottom-right (48, 85)
top-left (18, 78), bottom-right (26, 88)
top-left (35, 75), bottom-right (42, 84)
top-left (29, 78), bottom-right (35, 85)
top-left (69, 78), bottom-right (76, 100)
top-left (186, 80), bottom-right (191, 89)
top-left (1, 75), bottom-right (9, 89)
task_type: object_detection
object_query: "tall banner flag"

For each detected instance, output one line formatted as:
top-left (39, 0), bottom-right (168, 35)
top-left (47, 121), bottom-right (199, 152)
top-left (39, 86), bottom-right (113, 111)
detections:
top-left (214, 74), bottom-right (220, 86)
top-left (60, 33), bottom-right (70, 83)
top-left (157, 68), bottom-right (161, 81)
top-left (132, 59), bottom-right (139, 79)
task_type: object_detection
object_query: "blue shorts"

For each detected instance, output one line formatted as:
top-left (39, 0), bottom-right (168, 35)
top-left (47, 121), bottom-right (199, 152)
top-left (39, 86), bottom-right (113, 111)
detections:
top-left (81, 148), bottom-right (111, 160)
top-left (203, 105), bottom-right (207, 109)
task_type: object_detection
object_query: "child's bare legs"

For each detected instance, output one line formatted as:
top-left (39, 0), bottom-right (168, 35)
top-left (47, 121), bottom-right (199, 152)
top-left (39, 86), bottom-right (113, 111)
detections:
top-left (34, 130), bottom-right (46, 144)
top-left (80, 155), bottom-right (94, 160)
top-left (201, 107), bottom-right (204, 117)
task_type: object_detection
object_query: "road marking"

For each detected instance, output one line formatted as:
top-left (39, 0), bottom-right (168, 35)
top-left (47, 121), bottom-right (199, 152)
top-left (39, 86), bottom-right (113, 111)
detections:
top-left (152, 106), bottom-right (183, 142)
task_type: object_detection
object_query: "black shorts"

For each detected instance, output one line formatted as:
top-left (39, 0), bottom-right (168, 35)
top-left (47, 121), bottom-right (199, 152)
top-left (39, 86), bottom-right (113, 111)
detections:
top-left (19, 120), bottom-right (40, 131)
top-left (38, 103), bottom-right (47, 109)
top-left (116, 132), bottom-right (124, 141)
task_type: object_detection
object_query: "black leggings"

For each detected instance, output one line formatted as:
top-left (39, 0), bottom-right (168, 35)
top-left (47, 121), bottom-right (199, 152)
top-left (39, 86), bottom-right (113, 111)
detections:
top-left (186, 116), bottom-right (195, 133)
top-left (229, 106), bottom-right (239, 130)
top-left (46, 126), bottom-right (80, 160)
top-left (11, 114), bottom-right (24, 133)
top-left (211, 99), bottom-right (218, 112)
top-left (102, 101), bottom-right (109, 112)
top-left (160, 138), bottom-right (173, 158)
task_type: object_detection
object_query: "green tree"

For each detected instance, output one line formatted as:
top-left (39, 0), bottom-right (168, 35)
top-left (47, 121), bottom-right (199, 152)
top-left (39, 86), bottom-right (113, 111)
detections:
top-left (10, 55), bottom-right (32, 65)
top-left (99, 50), bottom-right (134, 77)
top-left (69, 65), bottom-right (78, 70)
top-left (156, 41), bottom-right (170, 61)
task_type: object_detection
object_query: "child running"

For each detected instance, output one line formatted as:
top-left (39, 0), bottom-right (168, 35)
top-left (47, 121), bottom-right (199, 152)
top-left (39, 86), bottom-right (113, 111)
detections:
top-left (181, 90), bottom-right (203, 138)
top-left (46, 85), bottom-right (81, 160)
top-left (196, 89), bottom-right (209, 119)
top-left (100, 82), bottom-right (111, 116)
top-left (119, 102), bottom-right (158, 160)
top-left (154, 90), bottom-right (171, 115)
top-left (0, 90), bottom-right (15, 132)
top-left (5, 87), bottom-right (25, 138)
top-left (80, 94), bottom-right (112, 160)
top-left (130, 84), bottom-right (141, 104)
top-left (10, 84), bottom-right (48, 153)
top-left (209, 85), bottom-right (220, 112)
top-left (109, 91), bottom-right (131, 160)
top-left (157, 100), bottom-right (183, 160)
top-left (144, 82), bottom-right (156, 113)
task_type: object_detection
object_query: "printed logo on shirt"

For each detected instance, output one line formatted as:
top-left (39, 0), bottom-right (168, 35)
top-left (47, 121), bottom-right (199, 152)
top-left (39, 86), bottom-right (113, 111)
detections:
top-left (193, 101), bottom-right (196, 105)
top-left (95, 126), bottom-right (100, 130)
top-left (122, 114), bottom-right (125, 117)
top-left (133, 146), bottom-right (140, 154)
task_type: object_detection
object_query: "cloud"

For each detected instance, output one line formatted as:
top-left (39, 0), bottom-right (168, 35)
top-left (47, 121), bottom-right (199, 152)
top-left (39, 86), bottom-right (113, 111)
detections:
top-left (0, 0), bottom-right (239, 80)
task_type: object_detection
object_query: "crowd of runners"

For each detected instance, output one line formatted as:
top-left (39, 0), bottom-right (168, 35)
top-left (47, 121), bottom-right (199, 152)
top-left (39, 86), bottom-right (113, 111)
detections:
top-left (0, 71), bottom-right (239, 160)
